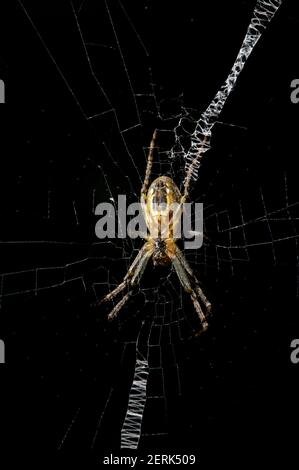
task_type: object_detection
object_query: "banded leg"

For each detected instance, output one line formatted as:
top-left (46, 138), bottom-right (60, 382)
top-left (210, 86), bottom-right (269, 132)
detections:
top-left (171, 254), bottom-right (208, 334)
top-left (107, 292), bottom-right (132, 321)
top-left (99, 242), bottom-right (154, 321)
top-left (141, 130), bottom-right (157, 198)
top-left (98, 242), bottom-right (150, 306)
top-left (175, 247), bottom-right (211, 313)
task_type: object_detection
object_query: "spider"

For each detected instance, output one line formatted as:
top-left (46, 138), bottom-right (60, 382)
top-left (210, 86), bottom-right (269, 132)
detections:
top-left (99, 130), bottom-right (211, 335)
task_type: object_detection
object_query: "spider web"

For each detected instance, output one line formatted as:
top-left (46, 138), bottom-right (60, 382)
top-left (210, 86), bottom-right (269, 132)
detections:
top-left (3, 0), bottom-right (299, 463)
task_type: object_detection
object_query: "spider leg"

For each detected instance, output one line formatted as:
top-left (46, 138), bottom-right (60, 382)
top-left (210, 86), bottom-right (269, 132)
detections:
top-left (98, 280), bottom-right (127, 305)
top-left (108, 291), bottom-right (133, 321)
top-left (171, 254), bottom-right (209, 335)
top-left (98, 242), bottom-right (149, 305)
top-left (141, 129), bottom-right (157, 199)
top-left (175, 248), bottom-right (211, 313)
top-left (99, 241), bottom-right (154, 321)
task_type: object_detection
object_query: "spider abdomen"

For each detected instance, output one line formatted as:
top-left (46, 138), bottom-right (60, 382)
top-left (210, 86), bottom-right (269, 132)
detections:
top-left (143, 176), bottom-right (182, 240)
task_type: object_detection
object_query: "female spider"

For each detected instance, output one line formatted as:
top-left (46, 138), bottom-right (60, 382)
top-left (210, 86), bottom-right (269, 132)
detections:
top-left (99, 130), bottom-right (211, 335)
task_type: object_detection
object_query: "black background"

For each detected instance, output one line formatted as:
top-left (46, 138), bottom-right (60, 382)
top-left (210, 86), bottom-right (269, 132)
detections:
top-left (1, 0), bottom-right (299, 467)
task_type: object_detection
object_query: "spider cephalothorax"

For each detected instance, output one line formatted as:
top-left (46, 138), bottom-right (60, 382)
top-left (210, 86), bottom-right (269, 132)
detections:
top-left (152, 239), bottom-right (169, 266)
top-left (99, 131), bottom-right (211, 335)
